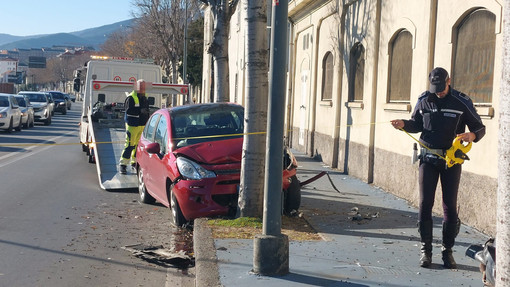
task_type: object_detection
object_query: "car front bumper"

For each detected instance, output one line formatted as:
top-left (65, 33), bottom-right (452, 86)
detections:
top-left (33, 107), bottom-right (50, 121)
top-left (174, 173), bottom-right (240, 221)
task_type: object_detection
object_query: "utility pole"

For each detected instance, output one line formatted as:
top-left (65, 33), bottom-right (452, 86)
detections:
top-left (253, 0), bottom-right (289, 276)
top-left (183, 0), bottom-right (189, 103)
top-left (497, 0), bottom-right (510, 284)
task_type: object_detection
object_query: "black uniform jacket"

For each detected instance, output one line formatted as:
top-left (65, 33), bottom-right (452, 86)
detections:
top-left (124, 93), bottom-right (150, 127)
top-left (402, 87), bottom-right (486, 149)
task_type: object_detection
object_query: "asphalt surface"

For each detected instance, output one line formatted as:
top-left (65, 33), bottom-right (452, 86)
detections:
top-left (193, 150), bottom-right (489, 287)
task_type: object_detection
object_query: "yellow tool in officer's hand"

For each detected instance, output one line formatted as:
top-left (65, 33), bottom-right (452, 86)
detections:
top-left (445, 136), bottom-right (472, 168)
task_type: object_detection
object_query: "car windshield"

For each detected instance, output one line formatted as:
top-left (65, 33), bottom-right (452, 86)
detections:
top-left (25, 94), bottom-right (46, 102)
top-left (0, 97), bottom-right (9, 107)
top-left (51, 93), bottom-right (65, 99)
top-left (171, 105), bottom-right (244, 148)
top-left (15, 97), bottom-right (27, 107)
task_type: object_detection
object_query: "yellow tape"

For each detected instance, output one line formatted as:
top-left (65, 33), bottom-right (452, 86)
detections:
top-left (0, 121), bottom-right (437, 153)
top-left (0, 141), bottom-right (124, 147)
top-left (399, 128), bottom-right (447, 161)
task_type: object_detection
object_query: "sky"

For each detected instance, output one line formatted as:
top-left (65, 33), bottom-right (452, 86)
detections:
top-left (1, 0), bottom-right (134, 36)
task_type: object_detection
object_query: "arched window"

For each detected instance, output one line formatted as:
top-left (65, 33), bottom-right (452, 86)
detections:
top-left (453, 9), bottom-right (496, 104)
top-left (388, 30), bottom-right (413, 102)
top-left (348, 43), bottom-right (365, 102)
top-left (321, 52), bottom-right (334, 101)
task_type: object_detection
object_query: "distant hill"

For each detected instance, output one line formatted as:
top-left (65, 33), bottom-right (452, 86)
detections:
top-left (0, 19), bottom-right (134, 50)
top-left (0, 34), bottom-right (39, 46)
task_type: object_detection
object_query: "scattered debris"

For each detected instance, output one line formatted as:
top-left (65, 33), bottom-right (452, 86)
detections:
top-left (122, 244), bottom-right (195, 269)
top-left (348, 207), bottom-right (380, 222)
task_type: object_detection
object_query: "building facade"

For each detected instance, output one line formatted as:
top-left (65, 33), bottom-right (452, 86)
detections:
top-left (0, 58), bottom-right (18, 83)
top-left (202, 0), bottom-right (502, 235)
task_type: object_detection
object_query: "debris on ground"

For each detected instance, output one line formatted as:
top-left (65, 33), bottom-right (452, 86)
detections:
top-left (122, 244), bottom-right (195, 269)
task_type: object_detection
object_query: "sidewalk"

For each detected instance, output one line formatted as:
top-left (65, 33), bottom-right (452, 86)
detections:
top-left (193, 150), bottom-right (488, 287)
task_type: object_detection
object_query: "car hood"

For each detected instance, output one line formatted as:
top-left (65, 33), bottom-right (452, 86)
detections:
top-left (0, 107), bottom-right (8, 113)
top-left (31, 102), bottom-right (47, 108)
top-left (175, 137), bottom-right (243, 164)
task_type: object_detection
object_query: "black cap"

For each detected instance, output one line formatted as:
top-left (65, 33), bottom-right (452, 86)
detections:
top-left (428, 67), bottom-right (449, 93)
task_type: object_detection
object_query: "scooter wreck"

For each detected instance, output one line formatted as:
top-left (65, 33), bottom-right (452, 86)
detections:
top-left (466, 237), bottom-right (496, 287)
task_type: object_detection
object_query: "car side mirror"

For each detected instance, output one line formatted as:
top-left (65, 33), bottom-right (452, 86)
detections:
top-left (146, 142), bottom-right (161, 154)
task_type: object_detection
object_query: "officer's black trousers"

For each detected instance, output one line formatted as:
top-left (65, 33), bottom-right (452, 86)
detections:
top-left (418, 162), bottom-right (462, 224)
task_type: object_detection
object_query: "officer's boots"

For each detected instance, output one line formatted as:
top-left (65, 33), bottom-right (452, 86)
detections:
top-left (418, 220), bottom-right (433, 268)
top-left (441, 221), bottom-right (458, 269)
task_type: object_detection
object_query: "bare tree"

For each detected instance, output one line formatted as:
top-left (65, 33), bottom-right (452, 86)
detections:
top-left (100, 30), bottom-right (134, 57)
top-left (238, 0), bottom-right (268, 217)
top-left (131, 0), bottom-right (201, 83)
top-left (200, 0), bottom-right (239, 102)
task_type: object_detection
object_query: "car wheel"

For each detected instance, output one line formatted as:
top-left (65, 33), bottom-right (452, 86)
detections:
top-left (88, 148), bottom-right (95, 163)
top-left (23, 118), bottom-right (28, 129)
top-left (284, 175), bottom-right (301, 215)
top-left (15, 118), bottom-right (22, 131)
top-left (169, 187), bottom-right (187, 227)
top-left (30, 116), bottom-right (34, 128)
top-left (62, 109), bottom-right (67, 115)
top-left (6, 117), bottom-right (13, 133)
top-left (138, 168), bottom-right (155, 204)
top-left (44, 116), bottom-right (51, 126)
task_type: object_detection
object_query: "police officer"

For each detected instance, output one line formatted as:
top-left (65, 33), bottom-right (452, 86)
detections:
top-left (391, 67), bottom-right (485, 269)
top-left (119, 80), bottom-right (150, 174)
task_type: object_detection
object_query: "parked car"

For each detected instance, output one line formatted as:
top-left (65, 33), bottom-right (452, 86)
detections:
top-left (18, 91), bottom-right (52, 125)
top-left (136, 103), bottom-right (301, 227)
top-left (0, 93), bottom-right (22, 132)
top-left (14, 94), bottom-right (34, 128)
top-left (46, 91), bottom-right (70, 114)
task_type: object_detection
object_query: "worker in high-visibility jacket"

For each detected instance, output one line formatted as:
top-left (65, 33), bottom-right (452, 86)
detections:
top-left (119, 80), bottom-right (150, 174)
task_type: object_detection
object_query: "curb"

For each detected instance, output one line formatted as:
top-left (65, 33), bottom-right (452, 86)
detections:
top-left (193, 218), bottom-right (221, 287)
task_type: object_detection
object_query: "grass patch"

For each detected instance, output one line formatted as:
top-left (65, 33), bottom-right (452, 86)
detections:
top-left (207, 215), bottom-right (322, 241)
top-left (208, 217), bottom-right (262, 228)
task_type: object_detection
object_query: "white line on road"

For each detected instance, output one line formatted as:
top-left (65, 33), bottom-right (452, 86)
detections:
top-left (0, 129), bottom-right (78, 168)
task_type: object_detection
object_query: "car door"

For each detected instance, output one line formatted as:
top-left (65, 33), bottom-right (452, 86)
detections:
top-left (10, 96), bottom-right (21, 124)
top-left (137, 113), bottom-right (163, 199)
top-left (145, 115), bottom-right (171, 206)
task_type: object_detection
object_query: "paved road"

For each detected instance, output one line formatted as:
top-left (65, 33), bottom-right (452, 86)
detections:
top-left (0, 102), bottom-right (194, 287)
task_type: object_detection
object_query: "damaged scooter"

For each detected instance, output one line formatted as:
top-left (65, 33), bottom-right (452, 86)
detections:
top-left (465, 237), bottom-right (496, 287)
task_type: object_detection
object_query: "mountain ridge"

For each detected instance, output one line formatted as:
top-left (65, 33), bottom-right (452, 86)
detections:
top-left (0, 19), bottom-right (134, 50)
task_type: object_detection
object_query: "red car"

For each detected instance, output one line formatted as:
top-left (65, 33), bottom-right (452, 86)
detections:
top-left (136, 102), bottom-right (301, 227)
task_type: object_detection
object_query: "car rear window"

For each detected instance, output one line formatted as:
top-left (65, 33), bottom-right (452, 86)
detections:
top-left (0, 96), bottom-right (8, 107)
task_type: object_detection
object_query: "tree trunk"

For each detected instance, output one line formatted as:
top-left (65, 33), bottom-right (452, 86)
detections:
top-left (209, 0), bottom-right (231, 102)
top-left (497, 0), bottom-right (510, 284)
top-left (238, 0), bottom-right (268, 218)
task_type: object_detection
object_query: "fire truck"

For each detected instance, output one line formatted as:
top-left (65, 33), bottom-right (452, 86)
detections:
top-left (77, 56), bottom-right (189, 190)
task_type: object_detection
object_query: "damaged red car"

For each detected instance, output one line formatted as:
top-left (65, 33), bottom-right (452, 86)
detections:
top-left (135, 103), bottom-right (301, 227)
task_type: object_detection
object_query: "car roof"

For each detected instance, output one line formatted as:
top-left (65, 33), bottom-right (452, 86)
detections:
top-left (169, 102), bottom-right (243, 114)
top-left (19, 91), bottom-right (46, 95)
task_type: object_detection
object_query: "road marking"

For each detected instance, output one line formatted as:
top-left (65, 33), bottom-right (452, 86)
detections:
top-left (0, 129), bottom-right (77, 168)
